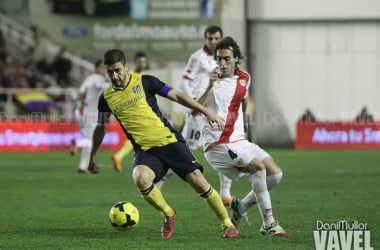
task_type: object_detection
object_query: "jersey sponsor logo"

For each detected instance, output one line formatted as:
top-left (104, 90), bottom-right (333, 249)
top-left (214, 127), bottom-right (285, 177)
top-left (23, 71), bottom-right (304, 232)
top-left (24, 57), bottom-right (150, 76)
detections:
top-left (113, 95), bottom-right (144, 113)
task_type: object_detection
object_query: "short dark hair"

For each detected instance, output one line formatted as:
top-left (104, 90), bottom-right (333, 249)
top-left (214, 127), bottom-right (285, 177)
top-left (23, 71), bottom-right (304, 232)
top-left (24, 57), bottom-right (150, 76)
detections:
top-left (204, 25), bottom-right (223, 39)
top-left (94, 59), bottom-right (103, 68)
top-left (214, 36), bottom-right (243, 64)
top-left (134, 51), bottom-right (147, 61)
top-left (103, 49), bottom-right (126, 65)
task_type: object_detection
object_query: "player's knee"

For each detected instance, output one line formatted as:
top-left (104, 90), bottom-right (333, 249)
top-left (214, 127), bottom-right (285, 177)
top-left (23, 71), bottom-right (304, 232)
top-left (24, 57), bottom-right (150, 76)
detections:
top-left (186, 169), bottom-right (209, 194)
top-left (267, 171), bottom-right (283, 189)
top-left (263, 157), bottom-right (282, 175)
top-left (133, 165), bottom-right (155, 189)
top-left (133, 175), bottom-right (152, 190)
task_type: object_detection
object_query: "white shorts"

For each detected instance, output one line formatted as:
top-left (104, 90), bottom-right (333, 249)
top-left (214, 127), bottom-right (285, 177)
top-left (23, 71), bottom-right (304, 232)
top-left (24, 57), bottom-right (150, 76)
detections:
top-left (181, 114), bottom-right (203, 150)
top-left (204, 140), bottom-right (270, 180)
top-left (74, 109), bottom-right (97, 139)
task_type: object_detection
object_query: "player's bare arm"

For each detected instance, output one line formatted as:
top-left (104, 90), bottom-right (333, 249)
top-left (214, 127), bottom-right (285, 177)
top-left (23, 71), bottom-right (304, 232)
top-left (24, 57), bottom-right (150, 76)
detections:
top-left (90, 124), bottom-right (106, 163)
top-left (166, 89), bottom-right (225, 130)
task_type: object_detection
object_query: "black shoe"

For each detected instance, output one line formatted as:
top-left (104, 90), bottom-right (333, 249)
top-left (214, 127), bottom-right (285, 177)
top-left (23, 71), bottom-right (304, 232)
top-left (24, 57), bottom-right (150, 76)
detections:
top-left (88, 162), bottom-right (99, 174)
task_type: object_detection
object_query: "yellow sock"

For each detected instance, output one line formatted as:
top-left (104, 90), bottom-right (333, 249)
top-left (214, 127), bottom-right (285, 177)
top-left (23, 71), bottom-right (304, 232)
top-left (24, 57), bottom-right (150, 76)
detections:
top-left (140, 184), bottom-right (175, 217)
top-left (201, 185), bottom-right (235, 229)
top-left (115, 140), bottom-right (133, 160)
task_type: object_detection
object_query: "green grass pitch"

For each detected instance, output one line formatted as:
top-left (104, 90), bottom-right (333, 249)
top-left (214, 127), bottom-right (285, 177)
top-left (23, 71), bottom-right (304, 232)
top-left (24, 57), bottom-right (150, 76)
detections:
top-left (1, 149), bottom-right (379, 249)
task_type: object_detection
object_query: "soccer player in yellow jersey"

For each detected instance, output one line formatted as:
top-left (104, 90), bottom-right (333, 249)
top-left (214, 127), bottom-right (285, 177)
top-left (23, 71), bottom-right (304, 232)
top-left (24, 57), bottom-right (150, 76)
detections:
top-left (111, 51), bottom-right (148, 173)
top-left (90, 49), bottom-right (238, 239)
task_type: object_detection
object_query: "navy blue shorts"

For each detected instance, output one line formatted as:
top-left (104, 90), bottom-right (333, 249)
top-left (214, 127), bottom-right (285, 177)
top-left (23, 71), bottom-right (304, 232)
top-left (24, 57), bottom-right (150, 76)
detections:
top-left (133, 141), bottom-right (203, 183)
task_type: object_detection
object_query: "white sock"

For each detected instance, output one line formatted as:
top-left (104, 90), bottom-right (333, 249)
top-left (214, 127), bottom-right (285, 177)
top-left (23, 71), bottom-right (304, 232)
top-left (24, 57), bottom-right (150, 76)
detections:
top-left (239, 191), bottom-right (256, 214)
top-left (251, 169), bottom-right (275, 226)
top-left (79, 143), bottom-right (92, 170)
top-left (219, 173), bottom-right (232, 199)
top-left (240, 172), bottom-right (283, 213)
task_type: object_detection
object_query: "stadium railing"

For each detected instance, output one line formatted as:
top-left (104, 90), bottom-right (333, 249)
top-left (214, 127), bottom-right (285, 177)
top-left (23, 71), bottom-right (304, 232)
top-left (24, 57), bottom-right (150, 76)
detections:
top-left (0, 87), bottom-right (77, 120)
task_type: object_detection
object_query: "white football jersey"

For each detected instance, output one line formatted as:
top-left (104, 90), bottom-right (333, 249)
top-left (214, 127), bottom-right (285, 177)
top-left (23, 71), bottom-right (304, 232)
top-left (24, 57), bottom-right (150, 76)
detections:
top-left (178, 45), bottom-right (217, 98)
top-left (79, 73), bottom-right (110, 114)
top-left (194, 70), bottom-right (251, 150)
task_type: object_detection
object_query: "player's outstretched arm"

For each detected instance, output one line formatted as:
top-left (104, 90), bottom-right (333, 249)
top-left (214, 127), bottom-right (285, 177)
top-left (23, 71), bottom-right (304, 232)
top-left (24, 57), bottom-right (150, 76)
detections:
top-left (90, 124), bottom-right (106, 163)
top-left (166, 89), bottom-right (225, 130)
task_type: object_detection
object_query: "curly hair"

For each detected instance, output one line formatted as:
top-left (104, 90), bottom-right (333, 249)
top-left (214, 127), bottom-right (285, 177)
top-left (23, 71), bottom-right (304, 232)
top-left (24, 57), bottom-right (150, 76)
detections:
top-left (214, 36), bottom-right (243, 65)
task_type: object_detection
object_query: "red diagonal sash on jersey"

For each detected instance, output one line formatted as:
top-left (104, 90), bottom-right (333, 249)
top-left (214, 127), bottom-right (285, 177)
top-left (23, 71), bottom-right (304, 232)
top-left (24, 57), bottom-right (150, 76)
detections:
top-left (216, 70), bottom-right (249, 144)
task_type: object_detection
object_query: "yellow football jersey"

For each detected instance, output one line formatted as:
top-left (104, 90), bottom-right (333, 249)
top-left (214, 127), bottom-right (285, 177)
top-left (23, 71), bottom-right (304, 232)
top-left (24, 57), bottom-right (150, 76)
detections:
top-left (98, 73), bottom-right (180, 152)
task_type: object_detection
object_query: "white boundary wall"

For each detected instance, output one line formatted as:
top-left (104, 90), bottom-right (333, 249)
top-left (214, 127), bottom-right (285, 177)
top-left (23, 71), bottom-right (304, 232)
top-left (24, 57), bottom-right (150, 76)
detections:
top-left (248, 0), bottom-right (380, 146)
top-left (249, 0), bottom-right (380, 20)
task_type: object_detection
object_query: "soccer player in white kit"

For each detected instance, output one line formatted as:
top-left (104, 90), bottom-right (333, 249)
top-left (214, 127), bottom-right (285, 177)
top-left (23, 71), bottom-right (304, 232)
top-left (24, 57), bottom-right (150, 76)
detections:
top-left (195, 36), bottom-right (289, 236)
top-left (156, 25), bottom-right (235, 206)
top-left (179, 25), bottom-right (221, 151)
top-left (71, 60), bottom-right (110, 173)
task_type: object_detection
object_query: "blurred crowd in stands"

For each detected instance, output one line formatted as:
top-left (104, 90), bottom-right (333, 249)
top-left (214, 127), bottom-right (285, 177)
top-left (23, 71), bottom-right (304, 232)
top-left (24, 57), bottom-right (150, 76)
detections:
top-left (0, 26), bottom-right (78, 115)
top-left (0, 27), bottom-right (72, 91)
